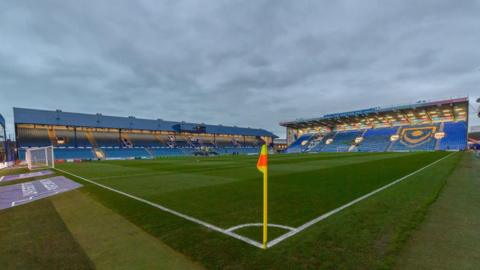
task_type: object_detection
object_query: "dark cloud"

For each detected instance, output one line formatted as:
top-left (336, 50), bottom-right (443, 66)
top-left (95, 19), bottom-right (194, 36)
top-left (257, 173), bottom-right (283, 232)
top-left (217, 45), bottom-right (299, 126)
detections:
top-left (1, 0), bottom-right (479, 138)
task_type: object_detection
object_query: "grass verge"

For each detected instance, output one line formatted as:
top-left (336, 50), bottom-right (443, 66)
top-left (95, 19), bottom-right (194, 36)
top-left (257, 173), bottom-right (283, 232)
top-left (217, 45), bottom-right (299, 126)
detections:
top-left (395, 153), bottom-right (480, 269)
top-left (0, 199), bottom-right (93, 269)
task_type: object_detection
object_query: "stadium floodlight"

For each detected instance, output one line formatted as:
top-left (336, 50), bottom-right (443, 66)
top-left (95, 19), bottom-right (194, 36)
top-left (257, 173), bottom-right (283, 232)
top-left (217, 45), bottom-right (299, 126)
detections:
top-left (26, 146), bottom-right (55, 170)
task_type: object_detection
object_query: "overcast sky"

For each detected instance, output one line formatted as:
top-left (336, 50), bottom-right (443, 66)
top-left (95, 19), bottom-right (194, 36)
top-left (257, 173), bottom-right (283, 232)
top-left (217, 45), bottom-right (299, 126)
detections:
top-left (1, 0), bottom-right (479, 139)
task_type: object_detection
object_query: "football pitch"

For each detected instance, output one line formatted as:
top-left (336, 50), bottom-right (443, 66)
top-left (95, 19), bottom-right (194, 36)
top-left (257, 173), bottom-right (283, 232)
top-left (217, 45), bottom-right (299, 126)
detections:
top-left (1, 151), bottom-right (465, 269)
top-left (46, 151), bottom-right (460, 268)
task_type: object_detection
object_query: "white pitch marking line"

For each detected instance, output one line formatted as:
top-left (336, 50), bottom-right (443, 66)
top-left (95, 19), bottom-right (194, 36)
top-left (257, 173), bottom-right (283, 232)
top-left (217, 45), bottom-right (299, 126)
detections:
top-left (54, 168), bottom-right (264, 249)
top-left (267, 152), bottom-right (457, 248)
top-left (226, 223), bottom-right (295, 232)
top-left (0, 176), bottom-right (4, 182)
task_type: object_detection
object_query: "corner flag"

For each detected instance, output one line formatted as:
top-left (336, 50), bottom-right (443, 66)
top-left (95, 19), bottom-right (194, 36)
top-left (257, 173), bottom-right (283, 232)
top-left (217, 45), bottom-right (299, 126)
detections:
top-left (257, 144), bottom-right (268, 249)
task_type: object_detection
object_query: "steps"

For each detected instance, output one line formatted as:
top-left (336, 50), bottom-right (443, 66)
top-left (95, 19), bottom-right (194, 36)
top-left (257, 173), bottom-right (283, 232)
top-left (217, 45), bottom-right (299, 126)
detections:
top-left (144, 148), bottom-right (155, 158)
top-left (85, 131), bottom-right (105, 159)
top-left (47, 128), bottom-right (58, 146)
top-left (120, 133), bottom-right (133, 148)
top-left (435, 122), bottom-right (445, 150)
top-left (155, 134), bottom-right (168, 146)
top-left (92, 148), bottom-right (105, 159)
top-left (85, 131), bottom-right (98, 148)
top-left (386, 126), bottom-right (401, 151)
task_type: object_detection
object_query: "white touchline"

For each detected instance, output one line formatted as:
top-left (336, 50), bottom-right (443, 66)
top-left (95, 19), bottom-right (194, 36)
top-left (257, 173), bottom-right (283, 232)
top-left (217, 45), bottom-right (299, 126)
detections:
top-left (54, 168), bottom-right (265, 249)
top-left (266, 152), bottom-right (457, 248)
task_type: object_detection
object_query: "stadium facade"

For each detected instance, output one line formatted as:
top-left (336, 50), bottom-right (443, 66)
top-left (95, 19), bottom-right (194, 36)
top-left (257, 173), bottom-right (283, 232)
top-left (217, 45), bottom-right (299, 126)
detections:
top-left (0, 114), bottom-right (7, 167)
top-left (14, 108), bottom-right (276, 160)
top-left (281, 97), bottom-right (468, 153)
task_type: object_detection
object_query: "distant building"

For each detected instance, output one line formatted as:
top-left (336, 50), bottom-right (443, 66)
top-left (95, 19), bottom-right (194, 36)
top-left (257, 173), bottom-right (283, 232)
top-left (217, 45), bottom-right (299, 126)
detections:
top-left (468, 125), bottom-right (480, 149)
top-left (273, 138), bottom-right (287, 152)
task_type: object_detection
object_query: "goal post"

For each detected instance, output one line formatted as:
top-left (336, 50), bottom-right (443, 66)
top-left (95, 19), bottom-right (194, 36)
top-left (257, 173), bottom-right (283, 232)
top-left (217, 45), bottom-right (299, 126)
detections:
top-left (26, 146), bottom-right (55, 170)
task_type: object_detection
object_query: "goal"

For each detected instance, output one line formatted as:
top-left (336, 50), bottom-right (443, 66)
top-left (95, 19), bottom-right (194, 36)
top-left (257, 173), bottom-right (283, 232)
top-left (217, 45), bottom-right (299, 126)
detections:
top-left (26, 146), bottom-right (55, 170)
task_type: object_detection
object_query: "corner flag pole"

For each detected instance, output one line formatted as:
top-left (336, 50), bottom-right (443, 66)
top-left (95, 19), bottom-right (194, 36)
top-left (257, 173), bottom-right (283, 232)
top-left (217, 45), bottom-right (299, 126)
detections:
top-left (262, 161), bottom-right (268, 249)
top-left (256, 144), bottom-right (268, 249)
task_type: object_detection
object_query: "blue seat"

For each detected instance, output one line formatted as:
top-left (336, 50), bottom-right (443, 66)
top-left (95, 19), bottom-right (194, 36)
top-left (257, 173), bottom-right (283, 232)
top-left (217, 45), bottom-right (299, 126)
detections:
top-left (321, 130), bottom-right (363, 152)
top-left (102, 148), bottom-right (150, 159)
top-left (55, 148), bottom-right (95, 159)
top-left (357, 127), bottom-right (398, 152)
top-left (390, 123), bottom-right (439, 151)
top-left (17, 128), bottom-right (51, 147)
top-left (286, 133), bottom-right (316, 153)
top-left (151, 148), bottom-right (195, 156)
top-left (439, 121), bottom-right (467, 150)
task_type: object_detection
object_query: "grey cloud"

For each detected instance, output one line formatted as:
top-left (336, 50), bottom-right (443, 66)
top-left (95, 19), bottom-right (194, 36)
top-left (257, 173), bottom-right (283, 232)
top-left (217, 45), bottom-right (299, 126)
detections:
top-left (1, 0), bottom-right (480, 138)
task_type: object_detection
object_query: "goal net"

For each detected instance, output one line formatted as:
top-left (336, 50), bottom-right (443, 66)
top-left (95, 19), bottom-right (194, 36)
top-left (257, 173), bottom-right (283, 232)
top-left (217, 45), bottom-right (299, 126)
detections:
top-left (26, 146), bottom-right (55, 170)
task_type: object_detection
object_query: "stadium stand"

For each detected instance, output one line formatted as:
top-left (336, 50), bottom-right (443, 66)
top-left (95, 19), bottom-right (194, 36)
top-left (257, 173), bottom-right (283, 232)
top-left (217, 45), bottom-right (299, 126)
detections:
top-left (54, 148), bottom-right (96, 160)
top-left (285, 133), bottom-right (316, 153)
top-left (126, 132), bottom-right (166, 147)
top-left (150, 148), bottom-right (190, 156)
top-left (307, 133), bottom-right (334, 152)
top-left (101, 148), bottom-right (150, 159)
top-left (14, 108), bottom-right (276, 160)
top-left (75, 130), bottom-right (92, 148)
top-left (281, 97), bottom-right (469, 153)
top-left (54, 128), bottom-right (77, 147)
top-left (321, 130), bottom-right (362, 152)
top-left (93, 131), bottom-right (121, 147)
top-left (438, 121), bottom-right (467, 150)
top-left (357, 127), bottom-right (398, 152)
top-left (390, 124), bottom-right (439, 151)
top-left (16, 127), bottom-right (51, 147)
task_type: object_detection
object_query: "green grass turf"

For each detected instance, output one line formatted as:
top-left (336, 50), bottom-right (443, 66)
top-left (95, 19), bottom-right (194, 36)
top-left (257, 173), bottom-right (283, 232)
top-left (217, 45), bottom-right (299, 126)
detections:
top-left (51, 190), bottom-right (204, 270)
top-left (51, 151), bottom-right (460, 269)
top-left (395, 153), bottom-right (480, 269)
top-left (0, 198), bottom-right (94, 269)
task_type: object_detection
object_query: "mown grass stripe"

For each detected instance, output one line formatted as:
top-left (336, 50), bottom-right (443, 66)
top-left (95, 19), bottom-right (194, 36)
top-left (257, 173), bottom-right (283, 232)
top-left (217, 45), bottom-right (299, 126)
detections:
top-left (54, 167), bottom-right (265, 249)
top-left (267, 152), bottom-right (456, 248)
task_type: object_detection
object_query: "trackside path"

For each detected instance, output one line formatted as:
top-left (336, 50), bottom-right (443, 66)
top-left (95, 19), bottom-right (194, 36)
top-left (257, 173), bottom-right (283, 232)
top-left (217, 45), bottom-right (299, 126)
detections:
top-left (396, 153), bottom-right (480, 269)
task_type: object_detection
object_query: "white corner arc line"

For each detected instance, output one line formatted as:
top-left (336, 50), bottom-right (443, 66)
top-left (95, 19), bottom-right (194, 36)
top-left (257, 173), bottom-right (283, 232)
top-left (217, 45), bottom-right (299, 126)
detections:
top-left (54, 168), bottom-right (264, 249)
top-left (267, 152), bottom-right (457, 248)
top-left (226, 223), bottom-right (295, 232)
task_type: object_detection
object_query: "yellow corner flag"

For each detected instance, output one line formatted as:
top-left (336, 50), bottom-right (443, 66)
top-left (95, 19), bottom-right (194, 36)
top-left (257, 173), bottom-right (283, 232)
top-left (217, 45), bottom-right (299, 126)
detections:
top-left (257, 144), bottom-right (268, 249)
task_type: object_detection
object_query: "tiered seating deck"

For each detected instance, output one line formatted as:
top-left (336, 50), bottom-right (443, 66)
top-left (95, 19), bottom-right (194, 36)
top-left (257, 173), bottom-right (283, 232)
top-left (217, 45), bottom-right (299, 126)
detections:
top-left (321, 130), bottom-right (362, 152)
top-left (357, 127), bottom-right (398, 152)
top-left (438, 121), bottom-right (467, 150)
